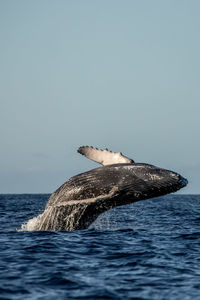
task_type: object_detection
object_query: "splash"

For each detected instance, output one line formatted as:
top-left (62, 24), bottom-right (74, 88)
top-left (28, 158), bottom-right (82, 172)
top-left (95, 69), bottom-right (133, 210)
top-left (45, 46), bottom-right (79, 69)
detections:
top-left (18, 214), bottom-right (42, 231)
top-left (90, 210), bottom-right (117, 230)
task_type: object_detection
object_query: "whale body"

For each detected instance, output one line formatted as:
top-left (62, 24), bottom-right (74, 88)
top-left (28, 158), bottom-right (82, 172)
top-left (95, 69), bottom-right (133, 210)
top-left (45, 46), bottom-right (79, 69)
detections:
top-left (23, 159), bottom-right (187, 231)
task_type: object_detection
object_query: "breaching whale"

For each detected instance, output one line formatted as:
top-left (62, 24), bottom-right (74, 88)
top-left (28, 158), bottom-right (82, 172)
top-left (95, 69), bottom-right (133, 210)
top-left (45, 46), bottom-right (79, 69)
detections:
top-left (21, 146), bottom-right (188, 231)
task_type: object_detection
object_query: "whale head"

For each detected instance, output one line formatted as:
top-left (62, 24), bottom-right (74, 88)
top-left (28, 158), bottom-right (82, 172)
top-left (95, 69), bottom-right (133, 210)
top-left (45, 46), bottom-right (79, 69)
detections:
top-left (110, 163), bottom-right (188, 203)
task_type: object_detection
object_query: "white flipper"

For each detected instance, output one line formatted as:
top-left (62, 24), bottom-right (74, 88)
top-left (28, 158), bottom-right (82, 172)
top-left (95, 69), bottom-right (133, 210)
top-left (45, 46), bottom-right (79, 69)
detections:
top-left (77, 146), bottom-right (134, 166)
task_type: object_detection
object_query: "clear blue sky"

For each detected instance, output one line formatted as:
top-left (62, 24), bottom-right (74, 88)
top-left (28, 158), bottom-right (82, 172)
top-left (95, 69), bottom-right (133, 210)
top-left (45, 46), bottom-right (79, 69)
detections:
top-left (0, 0), bottom-right (199, 193)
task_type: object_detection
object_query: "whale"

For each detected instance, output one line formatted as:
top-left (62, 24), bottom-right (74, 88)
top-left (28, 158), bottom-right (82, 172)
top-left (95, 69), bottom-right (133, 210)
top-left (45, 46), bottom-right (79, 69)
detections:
top-left (21, 146), bottom-right (188, 231)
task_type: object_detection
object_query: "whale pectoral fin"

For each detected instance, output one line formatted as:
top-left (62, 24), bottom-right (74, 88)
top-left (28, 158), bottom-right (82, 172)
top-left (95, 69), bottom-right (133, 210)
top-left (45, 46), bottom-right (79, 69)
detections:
top-left (77, 146), bottom-right (134, 165)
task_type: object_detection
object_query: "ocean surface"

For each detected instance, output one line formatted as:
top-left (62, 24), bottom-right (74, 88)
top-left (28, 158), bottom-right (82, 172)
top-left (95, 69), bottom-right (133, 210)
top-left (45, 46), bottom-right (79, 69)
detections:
top-left (0, 194), bottom-right (200, 300)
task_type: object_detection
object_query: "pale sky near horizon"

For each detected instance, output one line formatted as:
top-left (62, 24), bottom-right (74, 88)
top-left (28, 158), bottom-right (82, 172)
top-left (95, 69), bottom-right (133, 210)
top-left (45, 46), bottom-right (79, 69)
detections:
top-left (0, 0), bottom-right (200, 193)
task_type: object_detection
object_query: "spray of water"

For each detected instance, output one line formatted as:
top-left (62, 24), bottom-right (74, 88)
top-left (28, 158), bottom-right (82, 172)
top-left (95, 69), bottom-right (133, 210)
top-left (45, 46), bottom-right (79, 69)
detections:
top-left (18, 214), bottom-right (42, 231)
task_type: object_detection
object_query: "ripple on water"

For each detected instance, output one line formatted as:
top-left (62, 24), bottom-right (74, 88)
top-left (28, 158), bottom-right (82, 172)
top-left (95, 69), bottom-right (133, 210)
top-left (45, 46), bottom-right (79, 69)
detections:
top-left (0, 194), bottom-right (200, 299)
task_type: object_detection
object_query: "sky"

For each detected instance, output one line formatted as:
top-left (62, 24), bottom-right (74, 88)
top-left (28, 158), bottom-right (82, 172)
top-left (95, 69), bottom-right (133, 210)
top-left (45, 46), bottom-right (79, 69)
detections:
top-left (0, 0), bottom-right (200, 193)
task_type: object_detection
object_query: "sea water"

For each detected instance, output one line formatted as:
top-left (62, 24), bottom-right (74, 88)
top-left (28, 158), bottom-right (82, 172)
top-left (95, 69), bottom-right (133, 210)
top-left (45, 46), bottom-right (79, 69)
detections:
top-left (0, 194), bottom-right (200, 299)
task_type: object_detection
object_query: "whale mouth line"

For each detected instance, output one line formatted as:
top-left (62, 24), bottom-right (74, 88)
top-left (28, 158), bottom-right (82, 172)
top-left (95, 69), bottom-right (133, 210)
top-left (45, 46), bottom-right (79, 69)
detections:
top-left (55, 195), bottom-right (109, 207)
top-left (54, 186), bottom-right (120, 207)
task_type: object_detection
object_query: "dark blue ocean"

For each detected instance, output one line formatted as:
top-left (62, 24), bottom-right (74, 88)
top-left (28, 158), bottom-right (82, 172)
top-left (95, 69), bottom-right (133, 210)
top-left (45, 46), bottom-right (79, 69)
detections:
top-left (0, 194), bottom-right (200, 300)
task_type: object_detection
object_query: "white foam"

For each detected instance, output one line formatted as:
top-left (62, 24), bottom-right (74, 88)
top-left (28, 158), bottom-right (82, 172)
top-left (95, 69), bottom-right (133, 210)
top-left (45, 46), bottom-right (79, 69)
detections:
top-left (18, 214), bottom-right (42, 232)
